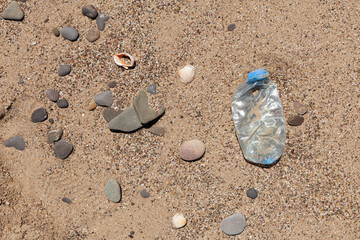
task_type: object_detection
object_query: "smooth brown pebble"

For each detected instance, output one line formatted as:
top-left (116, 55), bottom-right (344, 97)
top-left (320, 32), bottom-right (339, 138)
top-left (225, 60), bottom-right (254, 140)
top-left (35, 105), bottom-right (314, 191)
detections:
top-left (287, 115), bottom-right (304, 126)
top-left (86, 28), bottom-right (100, 42)
top-left (179, 139), bottom-right (205, 161)
top-left (88, 102), bottom-right (97, 111)
top-left (148, 126), bottom-right (165, 136)
top-left (293, 102), bottom-right (308, 115)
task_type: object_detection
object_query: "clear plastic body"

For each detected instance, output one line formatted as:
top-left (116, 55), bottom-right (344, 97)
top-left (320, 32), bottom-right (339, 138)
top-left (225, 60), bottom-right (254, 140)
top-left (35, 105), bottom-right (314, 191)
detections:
top-left (231, 76), bottom-right (286, 165)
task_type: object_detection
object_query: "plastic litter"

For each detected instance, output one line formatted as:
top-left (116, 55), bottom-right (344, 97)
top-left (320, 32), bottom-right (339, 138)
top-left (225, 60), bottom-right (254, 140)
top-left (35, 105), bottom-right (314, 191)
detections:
top-left (231, 69), bottom-right (286, 165)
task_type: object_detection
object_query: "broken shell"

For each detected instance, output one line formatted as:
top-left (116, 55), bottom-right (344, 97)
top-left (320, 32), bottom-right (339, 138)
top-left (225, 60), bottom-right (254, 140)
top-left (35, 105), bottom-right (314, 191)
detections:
top-left (114, 53), bottom-right (135, 69)
top-left (178, 64), bottom-right (195, 84)
top-left (172, 213), bottom-right (187, 229)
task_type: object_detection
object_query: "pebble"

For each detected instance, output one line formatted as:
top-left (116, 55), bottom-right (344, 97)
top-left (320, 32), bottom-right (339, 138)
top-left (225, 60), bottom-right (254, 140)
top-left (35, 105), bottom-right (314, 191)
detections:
top-left (107, 81), bottom-right (116, 88)
top-left (48, 118), bottom-right (54, 124)
top-left (61, 197), bottom-right (72, 204)
top-left (81, 5), bottom-right (98, 19)
top-left (86, 28), bottom-right (100, 42)
top-left (0, 108), bottom-right (6, 119)
top-left (88, 102), bottom-right (97, 111)
top-left (31, 107), bottom-right (48, 123)
top-left (47, 128), bottom-right (63, 144)
top-left (140, 189), bottom-right (150, 198)
top-left (220, 214), bottom-right (246, 236)
top-left (102, 108), bottom-right (122, 123)
top-left (96, 13), bottom-right (109, 31)
top-left (57, 64), bottom-right (71, 76)
top-left (287, 115), bottom-right (304, 126)
top-left (1, 1), bottom-right (24, 21)
top-left (52, 28), bottom-right (60, 37)
top-left (172, 213), bottom-right (187, 229)
top-left (18, 76), bottom-right (24, 84)
top-left (57, 98), bottom-right (68, 108)
top-left (147, 84), bottom-right (157, 95)
top-left (104, 178), bottom-right (121, 203)
top-left (148, 126), bottom-right (165, 136)
top-left (108, 106), bottom-right (142, 132)
top-left (227, 23), bottom-right (236, 31)
top-left (60, 27), bottom-right (79, 41)
top-left (54, 140), bottom-right (73, 159)
top-left (4, 136), bottom-right (25, 150)
top-left (179, 139), bottom-right (205, 161)
top-left (94, 90), bottom-right (113, 107)
top-left (133, 90), bottom-right (165, 124)
top-left (246, 188), bottom-right (258, 199)
top-left (293, 102), bottom-right (308, 115)
top-left (46, 89), bottom-right (59, 102)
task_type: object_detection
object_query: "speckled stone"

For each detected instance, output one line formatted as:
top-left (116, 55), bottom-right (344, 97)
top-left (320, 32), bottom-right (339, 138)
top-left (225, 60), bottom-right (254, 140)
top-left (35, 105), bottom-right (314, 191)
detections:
top-left (102, 108), bottom-right (122, 123)
top-left (57, 99), bottom-right (68, 108)
top-left (140, 189), bottom-right (150, 198)
top-left (57, 64), bottom-right (71, 76)
top-left (1, 1), bottom-right (24, 21)
top-left (4, 135), bottom-right (25, 150)
top-left (94, 90), bottom-right (113, 107)
top-left (52, 28), bottom-right (60, 37)
top-left (81, 5), bottom-right (98, 19)
top-left (104, 178), bottom-right (121, 203)
top-left (179, 139), bottom-right (205, 161)
top-left (148, 126), bottom-right (165, 136)
top-left (287, 115), bottom-right (304, 126)
top-left (31, 107), bottom-right (48, 123)
top-left (246, 188), bottom-right (258, 199)
top-left (86, 28), bottom-right (100, 42)
top-left (46, 89), bottom-right (59, 102)
top-left (133, 90), bottom-right (165, 124)
top-left (108, 106), bottom-right (142, 132)
top-left (60, 27), bottom-right (79, 41)
top-left (227, 24), bottom-right (236, 31)
top-left (54, 140), bottom-right (73, 159)
top-left (147, 84), bottom-right (157, 95)
top-left (96, 13), bottom-right (109, 31)
top-left (47, 128), bottom-right (63, 144)
top-left (220, 214), bottom-right (246, 236)
top-left (293, 102), bottom-right (308, 115)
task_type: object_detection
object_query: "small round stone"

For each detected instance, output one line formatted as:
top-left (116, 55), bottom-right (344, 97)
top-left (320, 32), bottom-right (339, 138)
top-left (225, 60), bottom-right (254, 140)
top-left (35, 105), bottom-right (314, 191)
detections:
top-left (4, 135), bottom-right (25, 150)
top-left (81, 5), bottom-right (98, 19)
top-left (287, 115), bottom-right (304, 126)
top-left (227, 24), bottom-right (236, 31)
top-left (104, 178), bottom-right (121, 203)
top-left (57, 98), bottom-right (68, 108)
top-left (86, 28), bottom-right (100, 42)
top-left (96, 13), bottom-right (109, 31)
top-left (46, 89), bottom-right (59, 102)
top-left (293, 102), bottom-right (308, 115)
top-left (94, 90), bottom-right (113, 107)
top-left (61, 197), bottom-right (72, 204)
top-left (147, 84), bottom-right (157, 95)
top-left (140, 189), bottom-right (150, 198)
top-left (47, 128), bottom-right (63, 144)
top-left (220, 214), bottom-right (246, 236)
top-left (107, 81), bottom-right (116, 88)
top-left (54, 140), bottom-right (73, 159)
top-left (49, 118), bottom-right (54, 124)
top-left (31, 107), bottom-right (48, 123)
top-left (57, 64), bottom-right (71, 76)
top-left (246, 188), bottom-right (258, 199)
top-left (60, 27), bottom-right (79, 41)
top-left (52, 28), bottom-right (60, 37)
top-left (179, 139), bottom-right (205, 161)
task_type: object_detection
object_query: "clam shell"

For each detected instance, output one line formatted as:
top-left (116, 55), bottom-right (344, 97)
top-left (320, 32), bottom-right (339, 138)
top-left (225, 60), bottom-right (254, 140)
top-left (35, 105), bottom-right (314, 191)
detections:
top-left (114, 53), bottom-right (135, 69)
top-left (178, 64), bottom-right (195, 84)
top-left (172, 213), bottom-right (187, 229)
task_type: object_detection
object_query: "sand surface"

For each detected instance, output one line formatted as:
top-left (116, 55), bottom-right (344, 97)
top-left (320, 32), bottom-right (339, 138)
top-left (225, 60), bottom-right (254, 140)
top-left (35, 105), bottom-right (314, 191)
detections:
top-left (1, 0), bottom-right (359, 239)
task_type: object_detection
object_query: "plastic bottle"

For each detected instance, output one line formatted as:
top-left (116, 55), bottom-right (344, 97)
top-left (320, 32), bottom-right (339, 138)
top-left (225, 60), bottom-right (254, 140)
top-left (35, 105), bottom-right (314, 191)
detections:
top-left (231, 69), bottom-right (286, 165)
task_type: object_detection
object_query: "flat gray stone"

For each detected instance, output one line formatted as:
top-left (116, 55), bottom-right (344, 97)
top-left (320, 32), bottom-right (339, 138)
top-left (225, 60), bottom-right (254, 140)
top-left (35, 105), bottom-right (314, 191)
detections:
top-left (31, 107), bottom-right (48, 123)
top-left (58, 64), bottom-right (71, 76)
top-left (108, 106), bottom-right (142, 132)
top-left (86, 28), bottom-right (100, 42)
top-left (60, 27), bottom-right (79, 41)
top-left (54, 140), bottom-right (73, 159)
top-left (47, 128), bottom-right (63, 144)
top-left (1, 1), bottom-right (24, 21)
top-left (94, 90), bottom-right (113, 107)
top-left (96, 13), bottom-right (109, 31)
top-left (102, 108), bottom-right (122, 123)
top-left (133, 90), bottom-right (165, 124)
top-left (82, 5), bottom-right (98, 19)
top-left (246, 188), bottom-right (258, 199)
top-left (227, 24), bottom-right (236, 31)
top-left (57, 99), bottom-right (68, 108)
top-left (61, 197), bottom-right (72, 204)
top-left (147, 84), bottom-right (157, 95)
top-left (287, 115), bottom-right (304, 126)
top-left (46, 89), bottom-right (59, 102)
top-left (148, 126), bottom-right (165, 136)
top-left (220, 214), bottom-right (246, 236)
top-left (140, 189), bottom-right (150, 198)
top-left (104, 178), bottom-right (121, 203)
top-left (4, 135), bottom-right (25, 150)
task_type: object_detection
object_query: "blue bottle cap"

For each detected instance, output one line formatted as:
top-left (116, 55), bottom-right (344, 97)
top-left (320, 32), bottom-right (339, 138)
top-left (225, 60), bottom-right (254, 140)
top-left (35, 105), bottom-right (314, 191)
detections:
top-left (246, 69), bottom-right (269, 83)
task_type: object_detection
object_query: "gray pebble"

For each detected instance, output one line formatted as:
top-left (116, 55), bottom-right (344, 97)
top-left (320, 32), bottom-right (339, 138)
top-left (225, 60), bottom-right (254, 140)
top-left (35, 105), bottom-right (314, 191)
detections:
top-left (227, 24), bottom-right (236, 31)
top-left (220, 214), bottom-right (246, 236)
top-left (1, 1), bottom-right (24, 21)
top-left (148, 126), bottom-right (165, 136)
top-left (107, 81), bottom-right (116, 88)
top-left (108, 106), bottom-right (142, 132)
top-left (61, 197), bottom-right (72, 204)
top-left (246, 188), bottom-right (258, 199)
top-left (18, 76), bottom-right (24, 84)
top-left (57, 98), bottom-right (68, 108)
top-left (54, 140), bottom-right (73, 159)
top-left (47, 128), bottom-right (63, 144)
top-left (52, 28), bottom-right (60, 37)
top-left (57, 64), bottom-right (71, 76)
top-left (102, 108), bottom-right (122, 123)
top-left (94, 90), bottom-right (113, 107)
top-left (60, 27), bottom-right (79, 41)
top-left (133, 90), bottom-right (165, 124)
top-left (287, 115), bottom-right (304, 126)
top-left (49, 118), bottom-right (54, 124)
top-left (140, 189), bottom-right (150, 198)
top-left (82, 5), bottom-right (98, 19)
top-left (96, 13), bottom-right (109, 31)
top-left (46, 89), bottom-right (59, 102)
top-left (104, 178), bottom-right (121, 203)
top-left (31, 107), bottom-right (48, 123)
top-left (86, 28), bottom-right (100, 42)
top-left (4, 135), bottom-right (25, 150)
top-left (147, 84), bottom-right (157, 95)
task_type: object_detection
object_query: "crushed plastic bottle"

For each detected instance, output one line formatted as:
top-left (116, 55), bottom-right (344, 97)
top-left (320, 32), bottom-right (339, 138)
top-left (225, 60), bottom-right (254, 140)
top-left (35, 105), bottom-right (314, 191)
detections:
top-left (231, 69), bottom-right (286, 165)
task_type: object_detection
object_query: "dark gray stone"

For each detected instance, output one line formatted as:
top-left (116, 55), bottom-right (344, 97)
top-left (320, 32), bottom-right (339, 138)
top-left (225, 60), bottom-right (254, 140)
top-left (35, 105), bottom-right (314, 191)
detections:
top-left (47, 128), bottom-right (63, 144)
top-left (108, 106), bottom-right (142, 132)
top-left (140, 189), bottom-right (150, 198)
top-left (104, 178), bottom-right (121, 203)
top-left (147, 84), bottom-right (157, 95)
top-left (52, 28), bottom-right (60, 37)
top-left (57, 99), bottom-right (68, 108)
top-left (287, 115), bottom-right (304, 126)
top-left (96, 13), bottom-right (109, 31)
top-left (82, 5), bottom-right (98, 19)
top-left (57, 64), bottom-right (71, 76)
top-left (246, 188), bottom-right (258, 199)
top-left (54, 140), bottom-right (73, 159)
top-left (61, 197), bottom-right (72, 204)
top-left (1, 1), bottom-right (24, 21)
top-left (133, 90), bottom-right (165, 124)
top-left (4, 135), bottom-right (25, 150)
top-left (102, 108), bottom-right (122, 123)
top-left (94, 90), bottom-right (113, 107)
top-left (49, 118), bottom-right (54, 124)
top-left (46, 89), bottom-right (59, 102)
top-left (227, 24), bottom-right (236, 31)
top-left (107, 81), bottom-right (116, 88)
top-left (220, 214), bottom-right (246, 236)
top-left (31, 107), bottom-right (48, 123)
top-left (60, 27), bottom-right (79, 41)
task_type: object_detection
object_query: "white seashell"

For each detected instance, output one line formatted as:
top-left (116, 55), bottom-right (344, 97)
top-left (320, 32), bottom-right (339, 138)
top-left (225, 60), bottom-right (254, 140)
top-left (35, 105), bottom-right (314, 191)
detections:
top-left (178, 64), bottom-right (195, 84)
top-left (172, 213), bottom-right (187, 229)
top-left (114, 53), bottom-right (135, 69)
